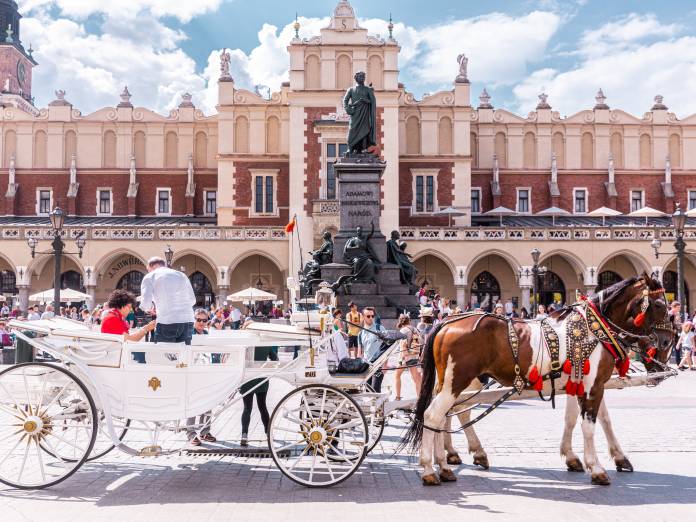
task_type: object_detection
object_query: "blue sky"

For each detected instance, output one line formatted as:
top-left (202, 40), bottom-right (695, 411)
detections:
top-left (16, 0), bottom-right (696, 117)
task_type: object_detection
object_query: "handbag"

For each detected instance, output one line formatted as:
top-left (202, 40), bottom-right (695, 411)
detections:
top-left (1, 332), bottom-right (12, 347)
top-left (337, 357), bottom-right (369, 374)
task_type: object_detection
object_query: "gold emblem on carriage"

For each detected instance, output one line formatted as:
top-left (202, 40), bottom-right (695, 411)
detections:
top-left (148, 377), bottom-right (162, 391)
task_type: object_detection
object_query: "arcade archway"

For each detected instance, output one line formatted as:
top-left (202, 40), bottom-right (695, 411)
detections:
top-left (413, 253), bottom-right (455, 299)
top-left (470, 271), bottom-right (500, 312)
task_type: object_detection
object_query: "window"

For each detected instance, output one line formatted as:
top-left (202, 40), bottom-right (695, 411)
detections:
top-left (325, 142), bottom-right (347, 199)
top-left (36, 189), bottom-right (52, 215)
top-left (97, 189), bottom-right (112, 215)
top-left (414, 174), bottom-right (436, 213)
top-left (157, 188), bottom-right (171, 215)
top-left (689, 190), bottom-right (696, 211)
top-left (516, 188), bottom-right (530, 213)
top-left (251, 170), bottom-right (277, 216)
top-left (573, 188), bottom-right (587, 214)
top-left (204, 190), bottom-right (217, 215)
top-left (471, 188), bottom-right (481, 214)
top-left (630, 190), bottom-right (644, 212)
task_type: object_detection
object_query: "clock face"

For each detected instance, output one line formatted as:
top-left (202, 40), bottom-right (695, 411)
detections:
top-left (16, 61), bottom-right (26, 87)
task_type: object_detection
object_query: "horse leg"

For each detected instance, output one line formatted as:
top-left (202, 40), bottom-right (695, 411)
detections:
top-left (461, 407), bottom-right (490, 470)
top-left (420, 389), bottom-right (458, 485)
top-left (560, 396), bottom-right (584, 472)
top-left (598, 401), bottom-right (633, 472)
top-left (443, 416), bottom-right (462, 466)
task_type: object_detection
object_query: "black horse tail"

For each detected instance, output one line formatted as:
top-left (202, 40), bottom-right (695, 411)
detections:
top-left (400, 321), bottom-right (446, 452)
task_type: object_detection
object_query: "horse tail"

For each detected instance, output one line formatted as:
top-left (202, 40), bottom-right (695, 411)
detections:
top-left (400, 321), bottom-right (445, 452)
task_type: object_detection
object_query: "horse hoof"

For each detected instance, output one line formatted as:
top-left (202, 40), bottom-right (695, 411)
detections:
top-left (473, 454), bottom-right (490, 470)
top-left (591, 472), bottom-right (611, 486)
top-left (566, 458), bottom-right (585, 473)
top-left (615, 457), bottom-right (634, 473)
top-left (422, 473), bottom-right (441, 486)
top-left (439, 469), bottom-right (457, 482)
top-left (447, 453), bottom-right (463, 466)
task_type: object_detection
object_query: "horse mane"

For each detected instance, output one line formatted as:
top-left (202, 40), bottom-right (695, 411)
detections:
top-left (592, 272), bottom-right (663, 315)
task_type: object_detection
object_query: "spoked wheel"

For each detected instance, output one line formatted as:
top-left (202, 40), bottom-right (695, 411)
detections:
top-left (0, 363), bottom-right (97, 489)
top-left (358, 383), bottom-right (385, 454)
top-left (268, 384), bottom-right (368, 487)
top-left (42, 413), bottom-right (130, 462)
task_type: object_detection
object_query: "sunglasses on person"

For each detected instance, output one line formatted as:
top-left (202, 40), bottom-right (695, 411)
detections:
top-left (364, 314), bottom-right (375, 318)
top-left (195, 318), bottom-right (208, 323)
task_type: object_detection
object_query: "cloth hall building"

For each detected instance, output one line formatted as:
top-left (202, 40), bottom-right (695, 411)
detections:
top-left (0, 0), bottom-right (694, 313)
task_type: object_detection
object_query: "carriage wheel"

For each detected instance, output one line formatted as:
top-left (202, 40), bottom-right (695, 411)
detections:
top-left (41, 413), bottom-right (130, 463)
top-left (268, 384), bottom-right (368, 487)
top-left (0, 363), bottom-right (97, 489)
top-left (365, 411), bottom-right (385, 454)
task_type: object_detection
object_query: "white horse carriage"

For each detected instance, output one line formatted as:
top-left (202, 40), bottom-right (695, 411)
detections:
top-left (0, 318), bottom-right (401, 489)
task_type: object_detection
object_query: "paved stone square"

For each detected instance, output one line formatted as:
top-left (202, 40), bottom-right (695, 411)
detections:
top-left (0, 368), bottom-right (694, 522)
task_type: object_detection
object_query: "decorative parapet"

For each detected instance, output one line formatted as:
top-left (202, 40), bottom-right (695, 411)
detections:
top-left (312, 199), bottom-right (340, 215)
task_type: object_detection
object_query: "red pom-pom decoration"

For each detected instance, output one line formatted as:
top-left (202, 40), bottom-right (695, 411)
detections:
top-left (647, 347), bottom-right (656, 358)
top-left (582, 359), bottom-right (590, 375)
top-left (565, 380), bottom-right (578, 396)
top-left (617, 358), bottom-right (630, 377)
top-left (633, 312), bottom-right (646, 327)
top-left (528, 366), bottom-right (540, 383)
top-left (562, 359), bottom-right (573, 374)
top-left (533, 378), bottom-right (544, 392)
top-left (576, 382), bottom-right (585, 397)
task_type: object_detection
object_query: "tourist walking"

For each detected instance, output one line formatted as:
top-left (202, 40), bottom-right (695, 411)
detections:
top-left (346, 301), bottom-right (362, 358)
top-left (535, 304), bottom-right (548, 320)
top-left (394, 314), bottom-right (422, 400)
top-left (187, 308), bottom-right (217, 446)
top-left (359, 307), bottom-right (387, 392)
top-left (229, 304), bottom-right (242, 329)
top-left (140, 256), bottom-right (196, 344)
top-left (677, 321), bottom-right (696, 370)
top-left (239, 338), bottom-right (278, 446)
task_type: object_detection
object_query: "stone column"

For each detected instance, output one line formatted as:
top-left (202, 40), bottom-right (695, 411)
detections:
top-left (217, 286), bottom-right (229, 307)
top-left (455, 285), bottom-right (466, 308)
top-left (520, 285), bottom-right (532, 312)
top-left (17, 285), bottom-right (30, 312)
top-left (85, 285), bottom-right (96, 311)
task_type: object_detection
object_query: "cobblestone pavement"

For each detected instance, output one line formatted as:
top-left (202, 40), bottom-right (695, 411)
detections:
top-left (0, 366), bottom-right (694, 522)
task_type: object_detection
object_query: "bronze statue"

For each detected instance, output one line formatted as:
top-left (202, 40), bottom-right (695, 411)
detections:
top-left (309, 231), bottom-right (334, 266)
top-left (386, 230), bottom-right (417, 286)
top-left (343, 223), bottom-right (379, 282)
top-left (343, 71), bottom-right (377, 154)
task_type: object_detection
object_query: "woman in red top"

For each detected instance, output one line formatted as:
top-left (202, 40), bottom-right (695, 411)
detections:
top-left (101, 289), bottom-right (155, 341)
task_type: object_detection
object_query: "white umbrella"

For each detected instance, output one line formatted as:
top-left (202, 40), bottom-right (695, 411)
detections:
top-left (227, 287), bottom-right (277, 302)
top-left (685, 207), bottom-right (696, 217)
top-left (484, 206), bottom-right (516, 226)
top-left (536, 206), bottom-right (571, 226)
top-left (437, 206), bottom-right (466, 227)
top-left (628, 206), bottom-right (666, 225)
top-left (588, 206), bottom-right (623, 226)
top-left (29, 288), bottom-right (91, 302)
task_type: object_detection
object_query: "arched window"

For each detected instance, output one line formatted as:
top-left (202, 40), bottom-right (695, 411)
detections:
top-left (523, 131), bottom-right (536, 168)
top-left (304, 54), bottom-right (320, 89)
top-left (552, 132), bottom-right (564, 168)
top-left (538, 270), bottom-right (566, 307)
top-left (494, 131), bottom-right (506, 167)
top-left (266, 116), bottom-right (280, 154)
top-left (438, 116), bottom-right (453, 154)
top-left (60, 270), bottom-right (84, 293)
top-left (165, 131), bottom-right (178, 169)
top-left (639, 134), bottom-right (652, 169)
top-left (117, 271), bottom-right (144, 296)
top-left (64, 130), bottom-right (77, 168)
top-left (189, 271), bottom-right (215, 308)
top-left (405, 116), bottom-right (420, 155)
top-left (610, 132), bottom-right (623, 168)
top-left (194, 131), bottom-right (208, 168)
top-left (470, 271), bottom-right (500, 313)
top-left (581, 132), bottom-right (593, 169)
top-left (470, 132), bottom-right (478, 167)
top-left (669, 134), bottom-right (681, 168)
top-left (3, 129), bottom-right (16, 168)
top-left (134, 130), bottom-right (146, 168)
top-left (663, 270), bottom-right (690, 310)
top-left (234, 115), bottom-right (249, 153)
top-left (103, 130), bottom-right (117, 168)
top-left (0, 270), bottom-right (16, 294)
top-left (336, 54), bottom-right (352, 90)
top-left (367, 55), bottom-right (383, 90)
top-left (595, 270), bottom-right (622, 292)
top-left (33, 130), bottom-right (47, 168)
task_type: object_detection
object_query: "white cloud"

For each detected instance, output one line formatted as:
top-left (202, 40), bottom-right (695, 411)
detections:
top-left (513, 14), bottom-right (696, 116)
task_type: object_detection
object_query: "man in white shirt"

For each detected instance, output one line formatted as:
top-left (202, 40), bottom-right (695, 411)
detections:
top-left (140, 257), bottom-right (196, 344)
top-left (229, 305), bottom-right (242, 330)
top-left (40, 305), bottom-right (55, 320)
top-left (27, 306), bottom-right (41, 321)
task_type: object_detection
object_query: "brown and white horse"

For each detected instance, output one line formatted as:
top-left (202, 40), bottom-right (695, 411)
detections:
top-left (403, 274), bottom-right (668, 486)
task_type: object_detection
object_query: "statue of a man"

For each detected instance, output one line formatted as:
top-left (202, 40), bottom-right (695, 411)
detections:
top-left (343, 223), bottom-right (379, 282)
top-left (309, 231), bottom-right (334, 266)
top-left (386, 230), bottom-right (417, 286)
top-left (343, 71), bottom-right (377, 154)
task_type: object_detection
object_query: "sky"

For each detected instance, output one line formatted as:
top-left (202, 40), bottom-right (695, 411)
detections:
top-left (14, 0), bottom-right (696, 118)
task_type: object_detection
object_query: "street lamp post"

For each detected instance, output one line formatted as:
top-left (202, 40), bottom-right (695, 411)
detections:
top-left (27, 207), bottom-right (86, 312)
top-left (164, 245), bottom-right (174, 268)
top-left (651, 204), bottom-right (687, 318)
top-left (530, 248), bottom-right (547, 315)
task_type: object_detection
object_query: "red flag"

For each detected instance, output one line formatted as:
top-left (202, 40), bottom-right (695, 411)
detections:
top-left (285, 217), bottom-right (296, 234)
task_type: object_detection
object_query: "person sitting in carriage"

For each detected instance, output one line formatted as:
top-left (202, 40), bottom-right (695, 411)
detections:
top-left (101, 289), bottom-right (156, 345)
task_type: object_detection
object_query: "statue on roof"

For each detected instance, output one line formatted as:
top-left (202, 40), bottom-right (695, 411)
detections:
top-left (343, 71), bottom-right (377, 154)
top-left (456, 54), bottom-right (468, 83)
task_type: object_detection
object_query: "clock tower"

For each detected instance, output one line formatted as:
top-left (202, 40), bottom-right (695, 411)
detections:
top-left (0, 0), bottom-right (36, 104)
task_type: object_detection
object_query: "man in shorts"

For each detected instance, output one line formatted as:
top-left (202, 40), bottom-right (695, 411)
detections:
top-left (346, 301), bottom-right (362, 358)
